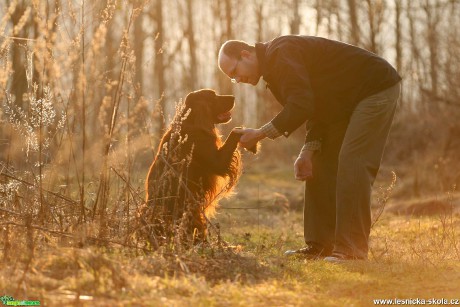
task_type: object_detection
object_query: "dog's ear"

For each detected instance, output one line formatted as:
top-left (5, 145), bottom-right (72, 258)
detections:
top-left (182, 91), bottom-right (214, 129)
top-left (184, 91), bottom-right (198, 107)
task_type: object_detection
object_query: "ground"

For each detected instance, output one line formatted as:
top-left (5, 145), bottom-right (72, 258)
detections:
top-left (1, 164), bottom-right (459, 306)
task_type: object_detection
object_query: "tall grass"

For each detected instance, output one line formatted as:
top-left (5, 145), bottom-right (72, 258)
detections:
top-left (0, 1), bottom-right (154, 257)
top-left (0, 1), bottom-right (231, 266)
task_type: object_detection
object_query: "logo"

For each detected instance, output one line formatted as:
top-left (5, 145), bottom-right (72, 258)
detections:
top-left (0, 296), bottom-right (40, 306)
top-left (0, 297), bottom-right (13, 305)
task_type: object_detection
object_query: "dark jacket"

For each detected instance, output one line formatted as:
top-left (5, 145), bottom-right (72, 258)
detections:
top-left (255, 35), bottom-right (402, 142)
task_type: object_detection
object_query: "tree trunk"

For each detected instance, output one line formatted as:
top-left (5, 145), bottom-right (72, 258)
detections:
top-left (186, 0), bottom-right (197, 90)
top-left (154, 0), bottom-right (166, 135)
top-left (394, 0), bottom-right (403, 107)
top-left (290, 0), bottom-right (301, 34)
top-left (216, 0), bottom-right (232, 95)
top-left (314, 0), bottom-right (321, 36)
top-left (364, 0), bottom-right (377, 53)
top-left (334, 0), bottom-right (343, 41)
top-left (347, 0), bottom-right (360, 46)
top-left (10, 0), bottom-right (28, 108)
top-left (394, 0), bottom-right (402, 73)
top-left (423, 0), bottom-right (440, 98)
top-left (134, 8), bottom-right (144, 93)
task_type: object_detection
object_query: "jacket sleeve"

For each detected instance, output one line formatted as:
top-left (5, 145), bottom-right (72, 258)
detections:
top-left (301, 120), bottom-right (325, 152)
top-left (304, 120), bottom-right (325, 143)
top-left (268, 46), bottom-right (316, 137)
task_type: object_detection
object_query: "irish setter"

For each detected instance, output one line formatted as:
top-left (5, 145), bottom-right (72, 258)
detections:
top-left (143, 89), bottom-right (242, 247)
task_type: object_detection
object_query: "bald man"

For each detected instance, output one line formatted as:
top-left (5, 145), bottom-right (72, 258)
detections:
top-left (218, 35), bottom-right (401, 262)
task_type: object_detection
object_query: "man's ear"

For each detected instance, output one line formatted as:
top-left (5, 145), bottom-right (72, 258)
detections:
top-left (241, 49), bottom-right (252, 59)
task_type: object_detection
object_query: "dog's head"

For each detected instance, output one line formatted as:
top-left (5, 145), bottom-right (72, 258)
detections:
top-left (183, 89), bottom-right (235, 126)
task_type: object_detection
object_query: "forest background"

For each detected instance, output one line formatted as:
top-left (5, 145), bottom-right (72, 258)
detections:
top-left (1, 0), bottom-right (459, 205)
top-left (0, 0), bottom-right (459, 304)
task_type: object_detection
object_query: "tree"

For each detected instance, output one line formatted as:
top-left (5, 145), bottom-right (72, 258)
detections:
top-left (152, 0), bottom-right (166, 134)
top-left (364, 0), bottom-right (385, 54)
top-left (290, 0), bottom-right (301, 34)
top-left (185, 0), bottom-right (197, 90)
top-left (347, 0), bottom-right (361, 46)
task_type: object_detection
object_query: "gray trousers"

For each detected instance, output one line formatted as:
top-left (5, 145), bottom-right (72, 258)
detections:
top-left (304, 82), bottom-right (401, 259)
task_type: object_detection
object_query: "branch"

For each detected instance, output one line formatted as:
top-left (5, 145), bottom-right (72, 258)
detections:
top-left (0, 171), bottom-right (79, 206)
top-left (1, 221), bottom-right (151, 252)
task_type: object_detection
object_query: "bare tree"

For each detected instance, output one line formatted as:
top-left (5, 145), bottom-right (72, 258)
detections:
top-left (364, 0), bottom-right (385, 54)
top-left (394, 0), bottom-right (403, 74)
top-left (406, 0), bottom-right (424, 111)
top-left (214, 0), bottom-right (233, 95)
top-left (394, 0), bottom-right (403, 107)
top-left (333, 0), bottom-right (344, 41)
top-left (254, 0), bottom-right (267, 126)
top-left (134, 6), bottom-right (145, 92)
top-left (290, 0), bottom-right (301, 34)
top-left (255, 1), bottom-right (264, 42)
top-left (9, 0), bottom-right (29, 108)
top-left (152, 0), bottom-right (166, 134)
top-left (347, 0), bottom-right (361, 46)
top-left (224, 0), bottom-right (233, 39)
top-left (314, 0), bottom-right (322, 35)
top-left (185, 0), bottom-right (197, 90)
top-left (422, 0), bottom-right (442, 98)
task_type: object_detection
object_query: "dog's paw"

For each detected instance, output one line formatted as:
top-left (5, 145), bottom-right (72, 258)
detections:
top-left (230, 127), bottom-right (259, 154)
top-left (229, 130), bottom-right (243, 141)
top-left (231, 126), bottom-right (245, 134)
top-left (246, 142), bottom-right (260, 154)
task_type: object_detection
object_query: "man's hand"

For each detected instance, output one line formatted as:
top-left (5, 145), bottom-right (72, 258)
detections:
top-left (232, 127), bottom-right (265, 152)
top-left (294, 150), bottom-right (314, 181)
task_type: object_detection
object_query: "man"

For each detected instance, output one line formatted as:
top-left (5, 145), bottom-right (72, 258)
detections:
top-left (218, 35), bottom-right (401, 262)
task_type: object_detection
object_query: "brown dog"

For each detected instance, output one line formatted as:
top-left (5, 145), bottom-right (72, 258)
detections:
top-left (144, 89), bottom-right (242, 246)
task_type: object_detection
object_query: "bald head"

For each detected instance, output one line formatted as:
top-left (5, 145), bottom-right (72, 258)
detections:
top-left (218, 40), bottom-right (261, 85)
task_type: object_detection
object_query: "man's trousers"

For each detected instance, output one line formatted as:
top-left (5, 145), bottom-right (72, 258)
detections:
top-left (304, 82), bottom-right (401, 259)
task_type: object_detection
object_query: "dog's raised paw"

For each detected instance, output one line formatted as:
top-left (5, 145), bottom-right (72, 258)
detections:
top-left (246, 143), bottom-right (260, 154)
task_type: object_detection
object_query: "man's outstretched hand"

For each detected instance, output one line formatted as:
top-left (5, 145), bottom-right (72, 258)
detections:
top-left (232, 127), bottom-right (265, 154)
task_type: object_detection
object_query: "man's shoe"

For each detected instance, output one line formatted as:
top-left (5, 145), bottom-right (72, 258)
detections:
top-left (324, 252), bottom-right (364, 263)
top-left (284, 245), bottom-right (327, 260)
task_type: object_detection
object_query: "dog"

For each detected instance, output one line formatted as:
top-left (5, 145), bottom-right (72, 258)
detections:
top-left (143, 89), bottom-right (243, 247)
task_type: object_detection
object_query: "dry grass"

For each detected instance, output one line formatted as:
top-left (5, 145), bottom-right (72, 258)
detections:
top-left (1, 167), bottom-right (460, 306)
top-left (0, 212), bottom-right (459, 306)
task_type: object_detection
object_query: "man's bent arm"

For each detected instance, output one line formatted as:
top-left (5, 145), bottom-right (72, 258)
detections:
top-left (260, 122), bottom-right (282, 139)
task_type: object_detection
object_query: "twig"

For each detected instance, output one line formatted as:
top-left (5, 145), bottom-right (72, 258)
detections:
top-left (0, 35), bottom-right (37, 41)
top-left (371, 171), bottom-right (397, 229)
top-left (2, 224), bottom-right (10, 262)
top-left (110, 167), bottom-right (144, 203)
top-left (0, 171), bottom-right (80, 206)
top-left (93, 6), bottom-right (138, 220)
top-left (80, 0), bottom-right (87, 224)
top-left (14, 215), bottom-right (34, 297)
top-left (0, 207), bottom-right (22, 216)
top-left (1, 221), bottom-right (151, 252)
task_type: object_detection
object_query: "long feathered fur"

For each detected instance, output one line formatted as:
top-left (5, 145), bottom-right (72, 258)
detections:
top-left (143, 89), bottom-right (242, 246)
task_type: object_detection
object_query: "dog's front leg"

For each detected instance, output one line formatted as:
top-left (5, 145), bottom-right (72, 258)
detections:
top-left (214, 130), bottom-right (241, 168)
top-left (192, 131), bottom-right (240, 175)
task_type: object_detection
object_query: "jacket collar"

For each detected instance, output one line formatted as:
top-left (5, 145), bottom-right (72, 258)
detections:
top-left (255, 42), bottom-right (268, 78)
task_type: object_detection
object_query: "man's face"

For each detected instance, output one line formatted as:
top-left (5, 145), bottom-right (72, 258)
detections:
top-left (218, 51), bottom-right (261, 86)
